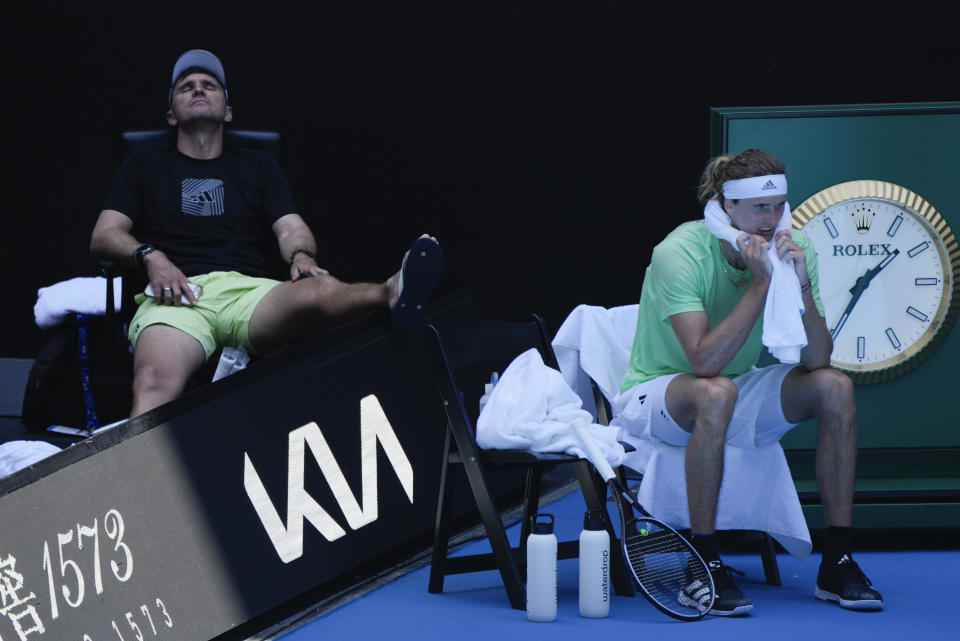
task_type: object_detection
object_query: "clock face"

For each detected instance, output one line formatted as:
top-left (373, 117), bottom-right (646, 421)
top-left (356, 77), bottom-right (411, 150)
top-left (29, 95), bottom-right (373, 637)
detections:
top-left (793, 180), bottom-right (960, 383)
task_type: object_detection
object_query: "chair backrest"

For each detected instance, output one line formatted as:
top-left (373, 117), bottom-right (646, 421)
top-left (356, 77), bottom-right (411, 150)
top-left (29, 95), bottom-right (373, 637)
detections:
top-left (119, 129), bottom-right (283, 164)
top-left (425, 315), bottom-right (557, 436)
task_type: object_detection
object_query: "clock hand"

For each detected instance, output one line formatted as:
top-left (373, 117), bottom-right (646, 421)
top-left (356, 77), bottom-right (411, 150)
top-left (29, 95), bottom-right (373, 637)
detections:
top-left (831, 294), bottom-right (862, 341)
top-left (850, 248), bottom-right (900, 294)
top-left (831, 249), bottom-right (900, 340)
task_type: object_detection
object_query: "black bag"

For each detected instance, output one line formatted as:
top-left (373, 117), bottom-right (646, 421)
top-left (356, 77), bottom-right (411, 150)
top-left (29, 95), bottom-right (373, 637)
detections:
top-left (22, 314), bottom-right (133, 432)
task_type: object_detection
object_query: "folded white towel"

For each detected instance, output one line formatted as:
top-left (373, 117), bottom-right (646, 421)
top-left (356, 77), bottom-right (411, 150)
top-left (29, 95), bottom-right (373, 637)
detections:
top-left (34, 277), bottom-right (124, 329)
top-left (704, 200), bottom-right (806, 363)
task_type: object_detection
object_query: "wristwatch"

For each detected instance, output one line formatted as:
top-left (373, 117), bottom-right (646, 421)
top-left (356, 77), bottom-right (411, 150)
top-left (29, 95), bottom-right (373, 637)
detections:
top-left (133, 243), bottom-right (155, 266)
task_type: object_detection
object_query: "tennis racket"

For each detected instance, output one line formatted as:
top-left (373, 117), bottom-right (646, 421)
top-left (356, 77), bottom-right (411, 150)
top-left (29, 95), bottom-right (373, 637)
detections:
top-left (572, 419), bottom-right (715, 620)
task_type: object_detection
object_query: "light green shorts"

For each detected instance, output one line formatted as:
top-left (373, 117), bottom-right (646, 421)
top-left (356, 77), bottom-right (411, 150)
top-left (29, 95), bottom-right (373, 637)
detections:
top-left (128, 271), bottom-right (280, 359)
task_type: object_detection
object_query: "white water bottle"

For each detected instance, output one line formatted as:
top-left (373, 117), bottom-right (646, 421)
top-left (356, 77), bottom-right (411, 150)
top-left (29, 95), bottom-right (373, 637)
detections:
top-left (526, 513), bottom-right (558, 622)
top-left (478, 371), bottom-right (499, 415)
top-left (579, 509), bottom-right (610, 618)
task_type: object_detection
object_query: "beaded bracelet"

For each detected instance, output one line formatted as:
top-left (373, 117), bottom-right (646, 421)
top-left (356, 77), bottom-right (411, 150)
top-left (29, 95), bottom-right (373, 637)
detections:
top-left (289, 248), bottom-right (316, 264)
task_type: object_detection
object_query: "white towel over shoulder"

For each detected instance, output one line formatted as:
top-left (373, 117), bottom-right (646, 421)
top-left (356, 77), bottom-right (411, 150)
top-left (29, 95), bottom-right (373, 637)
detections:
top-left (704, 200), bottom-right (806, 363)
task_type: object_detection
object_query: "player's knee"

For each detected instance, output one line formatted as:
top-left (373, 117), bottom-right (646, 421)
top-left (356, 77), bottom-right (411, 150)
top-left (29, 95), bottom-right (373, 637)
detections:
top-left (132, 361), bottom-right (184, 399)
top-left (298, 274), bottom-right (344, 308)
top-left (692, 376), bottom-right (738, 431)
top-left (697, 376), bottom-right (738, 410)
top-left (810, 368), bottom-right (855, 417)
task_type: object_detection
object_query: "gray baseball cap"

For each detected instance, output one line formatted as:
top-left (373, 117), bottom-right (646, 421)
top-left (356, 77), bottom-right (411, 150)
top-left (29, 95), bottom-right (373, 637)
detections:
top-left (169, 49), bottom-right (228, 102)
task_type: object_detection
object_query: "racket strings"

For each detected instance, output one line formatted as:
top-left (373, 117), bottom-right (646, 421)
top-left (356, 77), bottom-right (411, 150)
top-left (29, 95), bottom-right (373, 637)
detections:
top-left (622, 521), bottom-right (711, 615)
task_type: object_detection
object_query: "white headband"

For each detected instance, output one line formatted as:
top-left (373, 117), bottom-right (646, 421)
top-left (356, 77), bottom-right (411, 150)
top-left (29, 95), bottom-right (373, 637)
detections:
top-left (722, 174), bottom-right (787, 200)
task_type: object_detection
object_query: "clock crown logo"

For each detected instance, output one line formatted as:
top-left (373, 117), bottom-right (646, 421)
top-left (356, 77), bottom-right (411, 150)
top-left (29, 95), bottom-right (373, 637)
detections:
top-left (853, 208), bottom-right (874, 234)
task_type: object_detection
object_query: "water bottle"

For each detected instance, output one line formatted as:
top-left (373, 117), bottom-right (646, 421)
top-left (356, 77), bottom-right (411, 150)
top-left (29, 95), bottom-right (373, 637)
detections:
top-left (477, 371), bottom-right (499, 415)
top-left (578, 509), bottom-right (610, 618)
top-left (478, 383), bottom-right (493, 415)
top-left (526, 513), bottom-right (558, 622)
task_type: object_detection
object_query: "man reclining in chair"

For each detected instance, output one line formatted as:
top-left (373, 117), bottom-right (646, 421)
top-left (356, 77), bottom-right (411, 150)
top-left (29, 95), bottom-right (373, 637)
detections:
top-left (90, 49), bottom-right (442, 417)
top-left (617, 149), bottom-right (882, 615)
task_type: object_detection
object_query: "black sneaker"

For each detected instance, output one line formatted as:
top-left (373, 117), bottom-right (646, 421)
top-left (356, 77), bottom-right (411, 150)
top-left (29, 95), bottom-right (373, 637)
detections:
top-left (815, 553), bottom-right (883, 610)
top-left (680, 559), bottom-right (753, 616)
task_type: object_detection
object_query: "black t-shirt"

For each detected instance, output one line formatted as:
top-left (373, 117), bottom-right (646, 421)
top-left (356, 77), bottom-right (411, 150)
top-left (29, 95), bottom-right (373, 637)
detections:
top-left (103, 143), bottom-right (297, 278)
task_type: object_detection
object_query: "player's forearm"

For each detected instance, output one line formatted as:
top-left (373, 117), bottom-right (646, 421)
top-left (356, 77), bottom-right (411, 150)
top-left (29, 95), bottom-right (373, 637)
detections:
top-left (798, 289), bottom-right (833, 370)
top-left (277, 227), bottom-right (317, 265)
top-left (90, 223), bottom-right (143, 266)
top-left (685, 282), bottom-right (768, 377)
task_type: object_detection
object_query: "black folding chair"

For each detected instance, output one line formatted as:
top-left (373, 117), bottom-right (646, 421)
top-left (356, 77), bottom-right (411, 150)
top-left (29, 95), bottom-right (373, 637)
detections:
top-left (423, 315), bottom-right (635, 609)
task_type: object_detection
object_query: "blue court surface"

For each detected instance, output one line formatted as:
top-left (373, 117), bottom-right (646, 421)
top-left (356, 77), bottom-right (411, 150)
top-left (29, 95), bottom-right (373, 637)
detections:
top-left (261, 485), bottom-right (954, 641)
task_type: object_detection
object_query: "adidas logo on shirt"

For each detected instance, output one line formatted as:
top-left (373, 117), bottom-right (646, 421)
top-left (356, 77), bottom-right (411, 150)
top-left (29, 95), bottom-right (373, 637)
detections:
top-left (761, 180), bottom-right (778, 191)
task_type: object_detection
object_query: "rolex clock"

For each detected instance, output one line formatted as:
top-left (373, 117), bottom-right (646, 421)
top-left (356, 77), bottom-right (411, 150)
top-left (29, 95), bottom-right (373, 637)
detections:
top-left (792, 180), bottom-right (960, 383)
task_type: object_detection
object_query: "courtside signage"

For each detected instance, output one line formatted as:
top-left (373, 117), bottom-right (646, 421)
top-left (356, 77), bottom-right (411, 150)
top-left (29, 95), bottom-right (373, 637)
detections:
top-left (0, 297), bottom-right (486, 640)
top-left (244, 394), bottom-right (414, 563)
top-left (0, 344), bottom-right (440, 641)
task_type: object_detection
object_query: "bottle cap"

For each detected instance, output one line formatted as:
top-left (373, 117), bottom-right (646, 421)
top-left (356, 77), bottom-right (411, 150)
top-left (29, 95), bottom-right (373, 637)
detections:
top-left (532, 513), bottom-right (554, 534)
top-left (583, 509), bottom-right (605, 531)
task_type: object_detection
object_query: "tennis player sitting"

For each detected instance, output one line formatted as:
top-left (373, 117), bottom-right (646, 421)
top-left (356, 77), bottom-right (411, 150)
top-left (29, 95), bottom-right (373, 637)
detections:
top-left (617, 149), bottom-right (882, 615)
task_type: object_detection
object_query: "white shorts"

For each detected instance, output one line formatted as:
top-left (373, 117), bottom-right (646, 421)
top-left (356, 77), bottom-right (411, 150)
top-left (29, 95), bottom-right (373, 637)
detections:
top-left (614, 364), bottom-right (799, 450)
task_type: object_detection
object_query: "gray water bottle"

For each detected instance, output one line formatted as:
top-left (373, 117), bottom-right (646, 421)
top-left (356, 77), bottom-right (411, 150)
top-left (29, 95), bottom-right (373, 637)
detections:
top-left (526, 513), bottom-right (558, 622)
top-left (579, 509), bottom-right (610, 617)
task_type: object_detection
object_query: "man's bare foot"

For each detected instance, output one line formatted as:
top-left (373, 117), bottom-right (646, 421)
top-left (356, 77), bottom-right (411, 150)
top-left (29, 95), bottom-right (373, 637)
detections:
top-left (386, 269), bottom-right (401, 310)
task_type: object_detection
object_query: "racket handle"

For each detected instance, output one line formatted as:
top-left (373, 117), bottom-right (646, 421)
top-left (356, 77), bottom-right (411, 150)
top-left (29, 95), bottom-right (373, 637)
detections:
top-left (571, 418), bottom-right (617, 482)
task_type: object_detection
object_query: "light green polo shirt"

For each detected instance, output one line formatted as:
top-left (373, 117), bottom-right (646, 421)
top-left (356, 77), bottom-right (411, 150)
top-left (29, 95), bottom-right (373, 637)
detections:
top-left (620, 220), bottom-right (824, 392)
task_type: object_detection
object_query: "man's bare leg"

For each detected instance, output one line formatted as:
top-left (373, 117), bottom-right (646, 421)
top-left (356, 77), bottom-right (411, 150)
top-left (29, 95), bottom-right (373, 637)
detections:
top-left (130, 324), bottom-right (206, 417)
top-left (781, 366), bottom-right (880, 609)
top-left (780, 366), bottom-right (857, 526)
top-left (665, 374), bottom-right (753, 616)
top-left (248, 235), bottom-right (434, 354)
top-left (248, 276), bottom-right (391, 353)
top-left (664, 374), bottom-right (738, 534)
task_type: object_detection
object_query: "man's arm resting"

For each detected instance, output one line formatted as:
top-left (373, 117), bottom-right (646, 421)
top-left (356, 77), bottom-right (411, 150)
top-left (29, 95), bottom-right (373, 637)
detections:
top-left (90, 209), bottom-right (145, 265)
top-left (89, 209), bottom-right (196, 306)
top-left (272, 213), bottom-right (329, 281)
top-left (670, 280), bottom-right (768, 378)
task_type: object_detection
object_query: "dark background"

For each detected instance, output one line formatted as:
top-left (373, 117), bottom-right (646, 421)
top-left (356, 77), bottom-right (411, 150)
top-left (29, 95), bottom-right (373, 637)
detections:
top-left (5, 2), bottom-right (957, 359)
